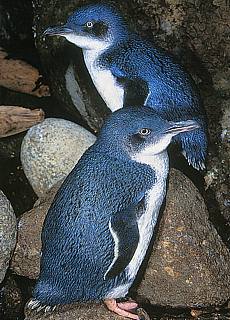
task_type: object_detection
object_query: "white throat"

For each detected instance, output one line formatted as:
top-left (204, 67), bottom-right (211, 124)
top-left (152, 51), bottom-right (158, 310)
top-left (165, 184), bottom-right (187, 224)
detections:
top-left (133, 150), bottom-right (169, 178)
top-left (64, 34), bottom-right (109, 51)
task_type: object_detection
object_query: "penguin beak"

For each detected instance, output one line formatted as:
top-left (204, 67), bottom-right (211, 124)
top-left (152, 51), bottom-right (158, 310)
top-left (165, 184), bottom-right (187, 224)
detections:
top-left (43, 26), bottom-right (74, 37)
top-left (165, 120), bottom-right (200, 135)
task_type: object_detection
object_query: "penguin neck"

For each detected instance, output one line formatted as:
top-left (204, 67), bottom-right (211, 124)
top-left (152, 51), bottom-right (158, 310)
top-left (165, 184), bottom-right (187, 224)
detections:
top-left (92, 139), bottom-right (131, 162)
top-left (133, 151), bottom-right (169, 180)
top-left (82, 31), bottom-right (130, 60)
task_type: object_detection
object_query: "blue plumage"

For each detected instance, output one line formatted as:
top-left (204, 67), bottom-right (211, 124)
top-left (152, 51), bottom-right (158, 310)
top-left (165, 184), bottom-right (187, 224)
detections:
top-left (31, 107), bottom-right (199, 318)
top-left (44, 3), bottom-right (208, 170)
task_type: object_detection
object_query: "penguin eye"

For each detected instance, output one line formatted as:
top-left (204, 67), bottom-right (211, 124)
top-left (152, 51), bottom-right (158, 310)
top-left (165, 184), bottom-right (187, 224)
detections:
top-left (86, 21), bottom-right (94, 28)
top-left (139, 128), bottom-right (151, 136)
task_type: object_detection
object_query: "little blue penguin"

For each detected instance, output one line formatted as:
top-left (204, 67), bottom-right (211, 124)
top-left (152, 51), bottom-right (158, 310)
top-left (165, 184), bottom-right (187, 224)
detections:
top-left (28, 106), bottom-right (199, 319)
top-left (43, 3), bottom-right (208, 171)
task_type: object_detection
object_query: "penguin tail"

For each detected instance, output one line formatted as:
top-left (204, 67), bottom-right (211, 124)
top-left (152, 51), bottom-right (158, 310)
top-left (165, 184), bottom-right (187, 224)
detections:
top-left (179, 128), bottom-right (207, 171)
top-left (27, 298), bottom-right (57, 313)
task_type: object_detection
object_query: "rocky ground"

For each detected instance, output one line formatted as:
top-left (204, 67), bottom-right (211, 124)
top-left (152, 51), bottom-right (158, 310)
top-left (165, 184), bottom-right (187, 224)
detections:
top-left (0, 0), bottom-right (229, 319)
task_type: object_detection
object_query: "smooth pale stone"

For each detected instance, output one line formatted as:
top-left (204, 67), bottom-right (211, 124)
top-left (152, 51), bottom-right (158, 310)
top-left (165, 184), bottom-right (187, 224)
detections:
top-left (21, 118), bottom-right (96, 197)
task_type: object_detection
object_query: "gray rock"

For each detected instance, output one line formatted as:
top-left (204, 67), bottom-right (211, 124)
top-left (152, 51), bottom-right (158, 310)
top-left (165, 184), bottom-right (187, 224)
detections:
top-left (21, 118), bottom-right (96, 197)
top-left (0, 190), bottom-right (17, 283)
top-left (11, 169), bottom-right (230, 307)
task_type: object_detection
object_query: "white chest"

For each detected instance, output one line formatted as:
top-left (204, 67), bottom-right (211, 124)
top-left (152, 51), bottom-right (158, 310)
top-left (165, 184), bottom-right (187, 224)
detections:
top-left (126, 153), bottom-right (169, 280)
top-left (83, 49), bottom-right (124, 112)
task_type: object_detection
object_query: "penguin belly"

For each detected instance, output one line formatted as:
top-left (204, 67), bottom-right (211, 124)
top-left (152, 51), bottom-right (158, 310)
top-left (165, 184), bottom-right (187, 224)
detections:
top-left (125, 154), bottom-right (168, 281)
top-left (104, 179), bottom-right (167, 301)
top-left (127, 180), bottom-right (166, 280)
top-left (83, 50), bottom-right (124, 112)
top-left (103, 182), bottom-right (166, 300)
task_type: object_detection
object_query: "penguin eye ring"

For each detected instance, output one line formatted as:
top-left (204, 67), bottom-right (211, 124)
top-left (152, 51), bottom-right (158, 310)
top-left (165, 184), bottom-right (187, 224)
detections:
top-left (86, 21), bottom-right (94, 28)
top-left (139, 128), bottom-right (151, 136)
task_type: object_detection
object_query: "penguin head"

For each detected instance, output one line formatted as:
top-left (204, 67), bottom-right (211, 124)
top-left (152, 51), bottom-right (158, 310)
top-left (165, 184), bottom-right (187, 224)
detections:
top-left (97, 107), bottom-right (200, 160)
top-left (43, 4), bottom-right (128, 50)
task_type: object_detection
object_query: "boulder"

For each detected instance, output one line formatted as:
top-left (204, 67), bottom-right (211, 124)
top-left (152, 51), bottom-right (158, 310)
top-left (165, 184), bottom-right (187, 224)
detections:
top-left (21, 118), bottom-right (96, 197)
top-left (0, 190), bottom-right (17, 283)
top-left (10, 182), bottom-right (61, 279)
top-left (11, 169), bottom-right (230, 307)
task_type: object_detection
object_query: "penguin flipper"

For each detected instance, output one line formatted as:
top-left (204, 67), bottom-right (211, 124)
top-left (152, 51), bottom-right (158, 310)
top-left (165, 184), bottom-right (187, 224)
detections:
top-left (104, 203), bottom-right (141, 280)
top-left (110, 64), bottom-right (149, 107)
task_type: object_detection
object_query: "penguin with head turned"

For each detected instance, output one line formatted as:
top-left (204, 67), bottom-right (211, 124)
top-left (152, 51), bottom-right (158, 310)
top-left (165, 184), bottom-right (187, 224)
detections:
top-left (28, 107), bottom-right (199, 319)
top-left (44, 3), bottom-right (208, 171)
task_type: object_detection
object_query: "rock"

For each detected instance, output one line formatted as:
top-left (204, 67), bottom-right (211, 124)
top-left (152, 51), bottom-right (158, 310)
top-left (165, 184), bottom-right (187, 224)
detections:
top-left (0, 274), bottom-right (24, 319)
top-left (10, 182), bottom-right (61, 279)
top-left (21, 118), bottom-right (96, 197)
top-left (137, 169), bottom-right (230, 307)
top-left (204, 69), bottom-right (230, 227)
top-left (0, 1), bottom-right (35, 61)
top-left (0, 190), bottom-right (17, 283)
top-left (11, 169), bottom-right (230, 307)
top-left (24, 302), bottom-right (149, 320)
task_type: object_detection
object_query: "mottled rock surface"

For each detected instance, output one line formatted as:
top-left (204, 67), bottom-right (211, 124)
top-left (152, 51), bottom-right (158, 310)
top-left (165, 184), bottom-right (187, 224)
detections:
top-left (10, 182), bottom-right (61, 279)
top-left (0, 190), bottom-right (17, 283)
top-left (0, 274), bottom-right (25, 319)
top-left (21, 118), bottom-right (96, 197)
top-left (24, 303), bottom-right (149, 320)
top-left (11, 169), bottom-right (230, 307)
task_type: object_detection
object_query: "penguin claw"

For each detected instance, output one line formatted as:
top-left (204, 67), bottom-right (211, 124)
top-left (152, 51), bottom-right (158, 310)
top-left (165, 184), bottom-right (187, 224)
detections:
top-left (27, 299), bottom-right (56, 313)
top-left (37, 305), bottom-right (45, 312)
top-left (28, 299), bottom-right (41, 310)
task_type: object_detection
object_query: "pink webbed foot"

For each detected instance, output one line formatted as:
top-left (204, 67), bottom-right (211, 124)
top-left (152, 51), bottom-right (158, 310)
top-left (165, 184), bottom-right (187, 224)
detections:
top-left (104, 298), bottom-right (139, 319)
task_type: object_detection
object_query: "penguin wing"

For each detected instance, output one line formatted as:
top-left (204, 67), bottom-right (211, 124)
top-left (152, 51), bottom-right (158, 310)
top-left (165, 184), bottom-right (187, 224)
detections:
top-left (104, 199), bottom-right (142, 280)
top-left (110, 64), bottom-right (149, 107)
top-left (103, 38), bottom-right (206, 119)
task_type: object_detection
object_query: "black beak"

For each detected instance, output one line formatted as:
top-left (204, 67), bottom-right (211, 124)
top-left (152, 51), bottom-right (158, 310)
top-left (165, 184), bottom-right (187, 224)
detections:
top-left (43, 26), bottom-right (74, 37)
top-left (165, 120), bottom-right (200, 134)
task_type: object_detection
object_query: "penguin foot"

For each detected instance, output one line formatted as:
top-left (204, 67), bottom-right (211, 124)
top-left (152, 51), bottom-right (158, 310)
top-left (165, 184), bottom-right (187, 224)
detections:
top-left (117, 300), bottom-right (138, 311)
top-left (104, 298), bottom-right (139, 319)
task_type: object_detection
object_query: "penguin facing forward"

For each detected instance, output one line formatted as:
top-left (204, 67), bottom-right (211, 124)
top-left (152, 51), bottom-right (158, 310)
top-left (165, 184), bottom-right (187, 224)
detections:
top-left (29, 107), bottom-right (199, 319)
top-left (44, 3), bottom-right (207, 170)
